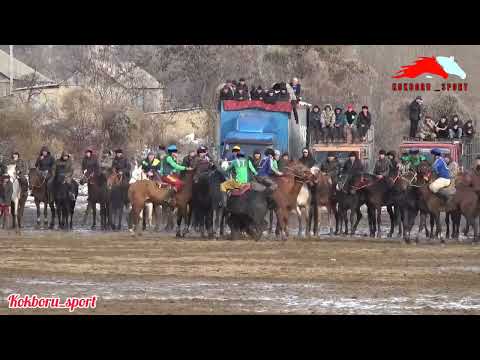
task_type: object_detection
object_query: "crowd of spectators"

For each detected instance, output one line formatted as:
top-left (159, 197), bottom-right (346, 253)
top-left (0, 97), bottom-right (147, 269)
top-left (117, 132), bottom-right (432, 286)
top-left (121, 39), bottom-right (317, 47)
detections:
top-left (409, 96), bottom-right (476, 142)
top-left (219, 78), bottom-right (301, 103)
top-left (309, 103), bottom-right (372, 144)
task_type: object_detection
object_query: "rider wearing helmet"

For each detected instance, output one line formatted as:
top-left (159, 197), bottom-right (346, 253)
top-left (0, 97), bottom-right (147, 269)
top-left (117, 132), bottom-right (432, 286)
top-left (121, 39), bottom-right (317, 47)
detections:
top-left (429, 148), bottom-right (451, 197)
top-left (405, 148), bottom-right (428, 170)
top-left (161, 145), bottom-right (191, 192)
top-left (111, 149), bottom-right (131, 181)
top-left (141, 151), bottom-right (162, 181)
top-left (81, 148), bottom-right (100, 175)
top-left (220, 151), bottom-right (258, 200)
top-left (7, 151), bottom-right (28, 191)
top-left (256, 148), bottom-right (283, 191)
top-left (191, 146), bottom-right (214, 183)
top-left (225, 145), bottom-right (241, 161)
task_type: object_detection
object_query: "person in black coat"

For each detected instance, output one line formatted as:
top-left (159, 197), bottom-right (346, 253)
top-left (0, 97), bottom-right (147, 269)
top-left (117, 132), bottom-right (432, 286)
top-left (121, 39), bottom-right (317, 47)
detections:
top-left (81, 149), bottom-right (100, 174)
top-left (277, 87), bottom-right (290, 101)
top-left (219, 85), bottom-right (234, 101)
top-left (263, 89), bottom-right (278, 104)
top-left (342, 151), bottom-right (364, 177)
top-left (356, 106), bottom-right (372, 142)
top-left (250, 86), bottom-right (264, 100)
top-left (409, 96), bottom-right (423, 138)
top-left (35, 146), bottom-right (55, 177)
top-left (237, 78), bottom-right (249, 93)
top-left (234, 87), bottom-right (249, 101)
top-left (299, 148), bottom-right (316, 168)
top-left (111, 149), bottom-right (131, 180)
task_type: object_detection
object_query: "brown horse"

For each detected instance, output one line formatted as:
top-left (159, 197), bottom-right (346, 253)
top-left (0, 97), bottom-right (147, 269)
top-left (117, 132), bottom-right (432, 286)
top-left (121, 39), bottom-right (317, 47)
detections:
top-left (309, 167), bottom-right (336, 236)
top-left (270, 160), bottom-right (313, 240)
top-left (172, 170), bottom-right (194, 238)
top-left (416, 164), bottom-right (479, 243)
top-left (107, 169), bottom-right (130, 230)
top-left (128, 180), bottom-right (175, 235)
top-left (28, 168), bottom-right (55, 229)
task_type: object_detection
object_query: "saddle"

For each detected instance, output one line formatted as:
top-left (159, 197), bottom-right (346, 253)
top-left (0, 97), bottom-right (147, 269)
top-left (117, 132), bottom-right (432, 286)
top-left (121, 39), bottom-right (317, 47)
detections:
top-left (229, 183), bottom-right (252, 197)
top-left (436, 186), bottom-right (456, 201)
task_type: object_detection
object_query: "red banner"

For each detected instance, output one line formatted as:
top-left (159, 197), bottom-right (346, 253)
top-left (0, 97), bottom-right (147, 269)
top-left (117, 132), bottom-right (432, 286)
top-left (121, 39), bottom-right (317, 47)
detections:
top-left (223, 100), bottom-right (292, 113)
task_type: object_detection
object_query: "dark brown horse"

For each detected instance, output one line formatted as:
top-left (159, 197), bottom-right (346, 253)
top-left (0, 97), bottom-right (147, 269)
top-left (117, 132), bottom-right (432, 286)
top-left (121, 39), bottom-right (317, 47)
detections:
top-left (173, 170), bottom-right (194, 238)
top-left (79, 167), bottom-right (110, 230)
top-left (270, 161), bottom-right (313, 240)
top-left (28, 168), bottom-right (55, 229)
top-left (107, 169), bottom-right (129, 230)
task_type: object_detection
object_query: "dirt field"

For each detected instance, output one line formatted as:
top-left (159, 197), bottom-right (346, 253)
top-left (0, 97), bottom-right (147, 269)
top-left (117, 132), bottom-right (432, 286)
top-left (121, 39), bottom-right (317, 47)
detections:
top-left (1, 228), bottom-right (480, 315)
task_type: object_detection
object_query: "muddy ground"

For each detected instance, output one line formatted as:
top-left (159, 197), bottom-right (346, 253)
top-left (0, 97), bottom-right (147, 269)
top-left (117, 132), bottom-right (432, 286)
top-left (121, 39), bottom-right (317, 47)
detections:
top-left (0, 190), bottom-right (480, 315)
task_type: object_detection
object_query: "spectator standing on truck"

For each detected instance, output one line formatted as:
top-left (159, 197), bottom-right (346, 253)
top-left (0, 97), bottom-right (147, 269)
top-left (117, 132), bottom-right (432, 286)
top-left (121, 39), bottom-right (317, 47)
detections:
top-left (409, 96), bottom-right (423, 138)
top-left (464, 120), bottom-right (475, 141)
top-left (334, 106), bottom-right (347, 142)
top-left (237, 78), bottom-right (249, 93)
top-left (435, 116), bottom-right (449, 139)
top-left (418, 116), bottom-right (437, 141)
top-left (321, 104), bottom-right (336, 144)
top-left (289, 78), bottom-right (301, 100)
top-left (344, 104), bottom-right (357, 144)
top-left (449, 115), bottom-right (463, 139)
top-left (309, 105), bottom-right (324, 144)
top-left (356, 105), bottom-right (371, 142)
top-left (299, 148), bottom-right (315, 168)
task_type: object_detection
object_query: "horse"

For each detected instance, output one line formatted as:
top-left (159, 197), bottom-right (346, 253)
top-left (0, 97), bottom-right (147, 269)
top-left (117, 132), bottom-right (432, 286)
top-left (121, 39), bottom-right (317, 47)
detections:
top-left (107, 169), bottom-right (130, 231)
top-left (350, 172), bottom-right (400, 238)
top-left (127, 180), bottom-right (175, 236)
top-left (334, 173), bottom-right (365, 236)
top-left (79, 167), bottom-right (110, 230)
top-left (308, 167), bottom-right (337, 237)
top-left (171, 170), bottom-right (194, 238)
top-left (414, 162), bottom-right (478, 243)
top-left (270, 160), bottom-right (314, 240)
top-left (209, 167), bottom-right (228, 238)
top-left (6, 164), bottom-right (25, 233)
top-left (52, 174), bottom-right (78, 230)
top-left (28, 168), bottom-right (56, 229)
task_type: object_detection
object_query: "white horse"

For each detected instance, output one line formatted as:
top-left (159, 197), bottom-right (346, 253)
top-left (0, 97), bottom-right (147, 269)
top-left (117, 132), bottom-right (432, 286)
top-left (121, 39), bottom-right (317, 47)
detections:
top-left (129, 163), bottom-right (157, 231)
top-left (7, 164), bottom-right (22, 232)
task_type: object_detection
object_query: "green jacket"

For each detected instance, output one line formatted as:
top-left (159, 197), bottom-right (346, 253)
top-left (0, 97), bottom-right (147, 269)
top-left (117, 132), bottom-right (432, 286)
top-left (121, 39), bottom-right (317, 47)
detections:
top-left (163, 155), bottom-right (187, 175)
top-left (406, 154), bottom-right (428, 168)
top-left (227, 158), bottom-right (257, 184)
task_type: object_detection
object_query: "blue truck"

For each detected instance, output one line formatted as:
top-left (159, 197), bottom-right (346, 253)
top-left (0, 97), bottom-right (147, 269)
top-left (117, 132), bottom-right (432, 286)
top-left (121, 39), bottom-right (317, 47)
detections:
top-left (217, 100), bottom-right (308, 159)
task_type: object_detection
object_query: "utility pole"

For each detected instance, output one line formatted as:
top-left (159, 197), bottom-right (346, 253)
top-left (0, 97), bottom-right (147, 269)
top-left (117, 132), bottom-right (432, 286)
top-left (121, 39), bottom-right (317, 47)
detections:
top-left (9, 45), bottom-right (13, 95)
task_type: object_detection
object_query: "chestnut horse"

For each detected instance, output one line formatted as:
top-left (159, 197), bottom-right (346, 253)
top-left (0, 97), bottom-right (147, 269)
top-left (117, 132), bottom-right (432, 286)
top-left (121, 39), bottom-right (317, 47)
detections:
top-left (128, 180), bottom-right (175, 236)
top-left (270, 161), bottom-right (313, 240)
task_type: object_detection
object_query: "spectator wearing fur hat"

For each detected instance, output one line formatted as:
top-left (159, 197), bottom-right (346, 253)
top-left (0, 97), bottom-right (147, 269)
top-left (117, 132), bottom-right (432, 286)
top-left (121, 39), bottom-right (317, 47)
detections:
top-left (356, 105), bottom-right (371, 142)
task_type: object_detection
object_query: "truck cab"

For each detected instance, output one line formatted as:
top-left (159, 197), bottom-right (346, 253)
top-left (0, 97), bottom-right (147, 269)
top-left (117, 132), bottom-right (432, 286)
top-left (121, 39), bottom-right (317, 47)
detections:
top-left (217, 100), bottom-right (307, 159)
top-left (399, 137), bottom-right (480, 170)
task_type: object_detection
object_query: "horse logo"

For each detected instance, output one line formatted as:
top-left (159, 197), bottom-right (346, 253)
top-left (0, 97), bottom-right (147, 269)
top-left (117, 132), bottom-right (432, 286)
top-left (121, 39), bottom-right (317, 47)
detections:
top-left (392, 56), bottom-right (466, 80)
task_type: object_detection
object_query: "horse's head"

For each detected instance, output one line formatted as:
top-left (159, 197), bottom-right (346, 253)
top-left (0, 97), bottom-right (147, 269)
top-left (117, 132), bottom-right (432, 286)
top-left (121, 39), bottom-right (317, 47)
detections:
top-left (350, 173), bottom-right (372, 190)
top-left (284, 160), bottom-right (313, 183)
top-left (456, 171), bottom-right (474, 188)
top-left (436, 56), bottom-right (466, 80)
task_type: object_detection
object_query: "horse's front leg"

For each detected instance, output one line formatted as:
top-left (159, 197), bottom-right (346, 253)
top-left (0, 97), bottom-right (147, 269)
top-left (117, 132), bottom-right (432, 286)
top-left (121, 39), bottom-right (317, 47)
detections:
top-left (387, 205), bottom-right (394, 238)
top-left (91, 202), bottom-right (97, 230)
top-left (445, 212), bottom-right (450, 239)
top-left (36, 200), bottom-right (41, 228)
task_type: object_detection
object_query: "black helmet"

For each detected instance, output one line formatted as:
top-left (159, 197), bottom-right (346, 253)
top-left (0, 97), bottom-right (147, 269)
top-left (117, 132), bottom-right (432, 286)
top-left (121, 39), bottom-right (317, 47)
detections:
top-left (264, 148), bottom-right (275, 157)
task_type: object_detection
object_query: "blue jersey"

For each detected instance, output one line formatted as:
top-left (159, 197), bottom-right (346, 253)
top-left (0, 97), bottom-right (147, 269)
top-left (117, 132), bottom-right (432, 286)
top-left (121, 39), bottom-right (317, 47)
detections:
top-left (257, 157), bottom-right (273, 177)
top-left (432, 158), bottom-right (450, 179)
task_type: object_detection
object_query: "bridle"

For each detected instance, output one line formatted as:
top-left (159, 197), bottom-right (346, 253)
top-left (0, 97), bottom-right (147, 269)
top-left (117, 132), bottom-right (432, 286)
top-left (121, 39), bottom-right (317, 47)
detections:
top-left (30, 170), bottom-right (47, 189)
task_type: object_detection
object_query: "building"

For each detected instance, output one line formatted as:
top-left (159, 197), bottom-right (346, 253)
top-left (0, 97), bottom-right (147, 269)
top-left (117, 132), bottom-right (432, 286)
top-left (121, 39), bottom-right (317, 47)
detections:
top-left (0, 48), bottom-right (53, 97)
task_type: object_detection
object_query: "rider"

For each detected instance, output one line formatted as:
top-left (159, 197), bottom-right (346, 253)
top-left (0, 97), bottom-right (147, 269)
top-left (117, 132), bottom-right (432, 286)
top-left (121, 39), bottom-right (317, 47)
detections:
top-left (191, 146), bottom-right (213, 183)
top-left (256, 148), bottom-right (283, 191)
top-left (251, 149), bottom-right (262, 170)
top-left (81, 149), bottom-right (100, 175)
top-left (373, 149), bottom-right (391, 182)
top-left (0, 174), bottom-right (13, 215)
top-left (225, 145), bottom-right (241, 161)
top-left (429, 148), bottom-right (451, 198)
top-left (342, 151), bottom-right (364, 188)
top-left (35, 146), bottom-right (55, 179)
top-left (162, 144), bottom-right (191, 192)
top-left (48, 151), bottom-right (74, 198)
top-left (320, 151), bottom-right (341, 184)
top-left (141, 151), bottom-right (162, 181)
top-left (405, 148), bottom-right (427, 171)
top-left (8, 151), bottom-right (28, 191)
top-left (111, 149), bottom-right (131, 182)
top-left (220, 151), bottom-right (258, 205)
top-left (399, 152), bottom-right (411, 175)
